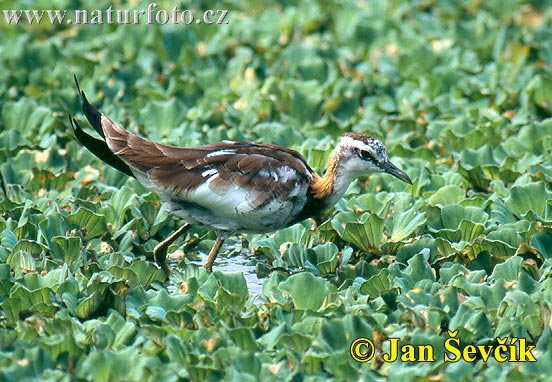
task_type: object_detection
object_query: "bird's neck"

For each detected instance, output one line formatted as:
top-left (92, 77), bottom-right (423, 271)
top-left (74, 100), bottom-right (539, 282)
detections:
top-left (310, 150), bottom-right (355, 209)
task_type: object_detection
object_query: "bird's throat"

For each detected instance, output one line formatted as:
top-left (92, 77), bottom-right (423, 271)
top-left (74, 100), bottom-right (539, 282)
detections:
top-left (310, 151), bottom-right (352, 209)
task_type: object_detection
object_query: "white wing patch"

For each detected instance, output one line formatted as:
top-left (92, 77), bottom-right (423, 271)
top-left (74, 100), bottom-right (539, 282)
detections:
top-left (202, 168), bottom-right (218, 178)
top-left (206, 149), bottom-right (236, 158)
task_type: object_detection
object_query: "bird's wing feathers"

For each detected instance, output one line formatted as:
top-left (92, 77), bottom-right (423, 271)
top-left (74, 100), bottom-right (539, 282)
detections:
top-left (74, 78), bottom-right (313, 220)
top-left (98, 114), bottom-right (313, 212)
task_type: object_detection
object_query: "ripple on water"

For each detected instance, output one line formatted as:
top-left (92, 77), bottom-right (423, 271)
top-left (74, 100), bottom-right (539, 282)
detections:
top-left (166, 251), bottom-right (265, 297)
top-left (198, 252), bottom-right (265, 296)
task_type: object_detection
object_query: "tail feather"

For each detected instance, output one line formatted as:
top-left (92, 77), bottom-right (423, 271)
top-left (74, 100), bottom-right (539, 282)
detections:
top-left (73, 74), bottom-right (104, 138)
top-left (71, 76), bottom-right (136, 179)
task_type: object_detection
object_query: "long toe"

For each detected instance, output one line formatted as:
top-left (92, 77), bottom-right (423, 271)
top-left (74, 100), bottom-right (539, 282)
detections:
top-left (153, 245), bottom-right (170, 276)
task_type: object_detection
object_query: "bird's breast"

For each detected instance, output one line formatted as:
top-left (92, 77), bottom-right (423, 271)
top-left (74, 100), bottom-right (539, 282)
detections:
top-left (160, 169), bottom-right (311, 233)
top-left (166, 189), bottom-right (309, 233)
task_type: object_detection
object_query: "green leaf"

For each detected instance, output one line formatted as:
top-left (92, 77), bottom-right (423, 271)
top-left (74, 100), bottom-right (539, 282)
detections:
top-left (228, 328), bottom-right (258, 351)
top-left (78, 347), bottom-right (159, 382)
top-left (50, 236), bottom-right (83, 271)
top-left (1, 229), bottom-right (18, 249)
top-left (282, 80), bottom-right (322, 123)
top-left (332, 212), bottom-right (385, 252)
top-left (12, 239), bottom-right (48, 256)
top-left (213, 271), bottom-right (249, 313)
top-left (38, 213), bottom-right (65, 242)
top-left (429, 205), bottom-right (489, 230)
top-left (3, 4), bottom-right (552, 381)
top-left (1, 98), bottom-right (54, 138)
top-left (312, 242), bottom-right (339, 274)
top-left (129, 261), bottom-right (167, 288)
top-left (505, 182), bottom-right (552, 221)
top-left (489, 256), bottom-right (523, 282)
top-left (352, 192), bottom-right (393, 216)
top-left (389, 208), bottom-right (426, 242)
top-left (282, 243), bottom-right (309, 267)
top-left (107, 266), bottom-right (140, 289)
top-left (397, 252), bottom-right (436, 286)
top-left (8, 250), bottom-right (36, 273)
top-left (449, 301), bottom-right (491, 342)
top-left (279, 272), bottom-right (329, 311)
top-left (359, 268), bottom-right (392, 296)
top-left (66, 208), bottom-right (108, 240)
top-left (41, 332), bottom-right (81, 358)
top-left (531, 74), bottom-right (552, 113)
top-left (138, 98), bottom-right (187, 140)
top-left (530, 229), bottom-right (552, 259)
top-left (277, 332), bottom-right (312, 353)
top-left (428, 185), bottom-right (465, 206)
top-left (497, 290), bottom-right (542, 338)
top-left (76, 291), bottom-right (103, 319)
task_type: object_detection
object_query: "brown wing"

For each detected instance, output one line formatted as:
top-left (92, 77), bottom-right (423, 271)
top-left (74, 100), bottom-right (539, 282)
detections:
top-left (100, 115), bottom-right (313, 208)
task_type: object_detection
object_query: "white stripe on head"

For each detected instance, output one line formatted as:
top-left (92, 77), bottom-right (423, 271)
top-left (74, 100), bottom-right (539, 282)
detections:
top-left (338, 135), bottom-right (388, 163)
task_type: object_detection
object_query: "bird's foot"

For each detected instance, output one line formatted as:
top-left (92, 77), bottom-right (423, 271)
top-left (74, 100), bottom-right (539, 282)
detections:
top-left (203, 236), bottom-right (224, 273)
top-left (152, 223), bottom-right (192, 278)
top-left (153, 243), bottom-right (170, 278)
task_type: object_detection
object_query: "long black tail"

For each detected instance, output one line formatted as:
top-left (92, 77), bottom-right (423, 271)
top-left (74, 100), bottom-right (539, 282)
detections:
top-left (71, 75), bottom-right (135, 178)
top-left (74, 75), bottom-right (104, 138)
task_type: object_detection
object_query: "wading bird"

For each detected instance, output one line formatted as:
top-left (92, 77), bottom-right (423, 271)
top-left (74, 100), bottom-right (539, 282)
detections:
top-left (70, 76), bottom-right (412, 276)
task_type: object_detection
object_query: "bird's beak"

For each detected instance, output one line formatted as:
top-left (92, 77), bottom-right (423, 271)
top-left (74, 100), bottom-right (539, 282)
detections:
top-left (381, 160), bottom-right (412, 184)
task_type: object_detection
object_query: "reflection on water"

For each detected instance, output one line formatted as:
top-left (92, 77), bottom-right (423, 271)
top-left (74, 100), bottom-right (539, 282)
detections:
top-left (165, 244), bottom-right (266, 297)
top-left (195, 251), bottom-right (265, 296)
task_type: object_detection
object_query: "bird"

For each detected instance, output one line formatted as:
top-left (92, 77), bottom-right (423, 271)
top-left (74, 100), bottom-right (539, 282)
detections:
top-left (70, 75), bottom-right (412, 276)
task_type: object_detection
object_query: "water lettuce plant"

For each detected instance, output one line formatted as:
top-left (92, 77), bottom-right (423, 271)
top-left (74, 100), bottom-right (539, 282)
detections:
top-left (1, 0), bottom-right (552, 381)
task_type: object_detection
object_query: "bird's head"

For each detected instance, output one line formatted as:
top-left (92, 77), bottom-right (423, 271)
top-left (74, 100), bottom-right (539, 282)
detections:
top-left (334, 132), bottom-right (412, 184)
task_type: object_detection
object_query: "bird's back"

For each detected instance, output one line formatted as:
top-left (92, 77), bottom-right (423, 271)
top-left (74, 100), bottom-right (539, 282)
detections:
top-left (100, 115), bottom-right (315, 233)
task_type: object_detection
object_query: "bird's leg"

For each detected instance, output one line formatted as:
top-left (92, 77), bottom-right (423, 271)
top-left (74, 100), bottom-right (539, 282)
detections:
top-left (153, 223), bottom-right (191, 275)
top-left (204, 236), bottom-right (224, 272)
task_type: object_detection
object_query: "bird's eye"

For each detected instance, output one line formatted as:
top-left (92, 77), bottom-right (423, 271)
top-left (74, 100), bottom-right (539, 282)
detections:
top-left (358, 150), bottom-right (374, 161)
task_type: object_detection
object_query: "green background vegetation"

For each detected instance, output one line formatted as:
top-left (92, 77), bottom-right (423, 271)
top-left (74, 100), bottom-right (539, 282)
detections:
top-left (1, 0), bottom-right (552, 381)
